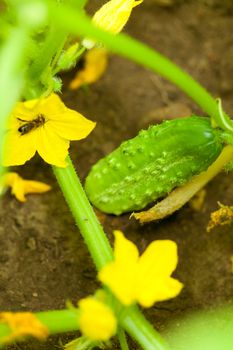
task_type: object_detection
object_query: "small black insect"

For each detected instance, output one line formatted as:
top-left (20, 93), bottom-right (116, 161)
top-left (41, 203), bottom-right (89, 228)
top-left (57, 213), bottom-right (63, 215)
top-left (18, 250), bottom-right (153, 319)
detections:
top-left (17, 114), bottom-right (46, 135)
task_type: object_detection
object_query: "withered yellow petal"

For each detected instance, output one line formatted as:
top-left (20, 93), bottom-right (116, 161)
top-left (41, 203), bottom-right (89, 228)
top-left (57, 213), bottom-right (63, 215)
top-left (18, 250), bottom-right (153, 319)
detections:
top-left (2, 172), bottom-right (51, 202)
top-left (0, 312), bottom-right (49, 344)
top-left (2, 172), bottom-right (18, 186)
top-left (22, 180), bottom-right (51, 195)
top-left (69, 48), bottom-right (108, 90)
top-left (9, 174), bottom-right (27, 202)
top-left (78, 297), bottom-right (117, 341)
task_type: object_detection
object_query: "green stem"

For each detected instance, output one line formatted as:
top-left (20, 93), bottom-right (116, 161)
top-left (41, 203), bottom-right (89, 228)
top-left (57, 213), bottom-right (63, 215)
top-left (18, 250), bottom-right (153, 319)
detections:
top-left (52, 45), bottom-right (86, 76)
top-left (122, 307), bottom-right (170, 350)
top-left (50, 4), bottom-right (233, 132)
top-left (118, 328), bottom-right (129, 350)
top-left (53, 155), bottom-right (113, 270)
top-left (53, 156), bottom-right (169, 349)
top-left (27, 26), bottom-right (67, 82)
top-left (36, 309), bottom-right (79, 333)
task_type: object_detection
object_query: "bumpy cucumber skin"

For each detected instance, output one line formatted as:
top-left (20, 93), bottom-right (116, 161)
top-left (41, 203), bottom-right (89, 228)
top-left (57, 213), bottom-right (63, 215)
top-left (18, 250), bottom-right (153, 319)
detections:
top-left (85, 116), bottom-right (223, 215)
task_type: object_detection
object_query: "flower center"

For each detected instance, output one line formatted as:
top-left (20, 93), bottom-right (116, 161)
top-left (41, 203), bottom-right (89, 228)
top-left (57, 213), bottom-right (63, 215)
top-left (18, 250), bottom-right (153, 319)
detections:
top-left (17, 114), bottom-right (46, 135)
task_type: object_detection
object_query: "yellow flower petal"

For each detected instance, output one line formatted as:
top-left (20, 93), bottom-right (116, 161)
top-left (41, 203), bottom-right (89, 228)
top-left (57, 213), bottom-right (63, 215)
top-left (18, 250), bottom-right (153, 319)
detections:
top-left (3, 129), bottom-right (37, 166)
top-left (36, 126), bottom-right (69, 167)
top-left (99, 262), bottom-right (136, 306)
top-left (49, 109), bottom-right (96, 141)
top-left (99, 231), bottom-right (139, 305)
top-left (136, 276), bottom-right (183, 308)
top-left (2, 172), bottom-right (51, 202)
top-left (92, 0), bottom-right (143, 34)
top-left (78, 297), bottom-right (117, 341)
top-left (114, 230), bottom-right (139, 265)
top-left (135, 240), bottom-right (183, 306)
top-left (69, 48), bottom-right (108, 90)
top-left (23, 93), bottom-right (66, 117)
top-left (138, 240), bottom-right (179, 277)
top-left (99, 232), bottom-right (183, 307)
top-left (0, 312), bottom-right (49, 344)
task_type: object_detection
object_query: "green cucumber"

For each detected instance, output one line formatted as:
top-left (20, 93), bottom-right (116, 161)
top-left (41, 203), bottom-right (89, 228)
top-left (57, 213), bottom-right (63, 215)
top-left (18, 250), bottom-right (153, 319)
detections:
top-left (85, 116), bottom-right (224, 215)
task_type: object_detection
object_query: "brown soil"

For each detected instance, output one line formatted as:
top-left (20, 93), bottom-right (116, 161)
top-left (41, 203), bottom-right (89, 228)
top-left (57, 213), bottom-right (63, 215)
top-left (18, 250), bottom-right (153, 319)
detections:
top-left (1, 1), bottom-right (233, 349)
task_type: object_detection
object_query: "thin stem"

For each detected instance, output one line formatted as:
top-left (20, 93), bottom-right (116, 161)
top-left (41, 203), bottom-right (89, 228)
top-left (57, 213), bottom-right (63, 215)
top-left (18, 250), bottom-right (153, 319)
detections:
top-left (122, 307), bottom-right (170, 350)
top-left (216, 98), bottom-right (233, 132)
top-left (50, 4), bottom-right (233, 132)
top-left (27, 26), bottom-right (67, 83)
top-left (118, 328), bottom-right (129, 350)
top-left (52, 45), bottom-right (86, 76)
top-left (50, 39), bottom-right (67, 73)
top-left (53, 155), bottom-right (113, 270)
top-left (36, 309), bottom-right (79, 333)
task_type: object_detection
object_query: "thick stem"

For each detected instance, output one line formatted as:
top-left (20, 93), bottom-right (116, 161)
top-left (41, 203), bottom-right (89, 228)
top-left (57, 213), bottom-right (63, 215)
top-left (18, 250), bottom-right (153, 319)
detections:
top-left (53, 155), bottom-right (113, 270)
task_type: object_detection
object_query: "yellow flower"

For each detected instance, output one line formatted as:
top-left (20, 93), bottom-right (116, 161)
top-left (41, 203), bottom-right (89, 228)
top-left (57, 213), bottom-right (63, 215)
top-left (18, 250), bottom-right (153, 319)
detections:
top-left (1, 172), bottom-right (51, 202)
top-left (3, 94), bottom-right (95, 167)
top-left (99, 231), bottom-right (183, 307)
top-left (69, 48), bottom-right (108, 90)
top-left (92, 0), bottom-right (143, 34)
top-left (78, 297), bottom-right (117, 341)
top-left (0, 312), bottom-right (49, 344)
